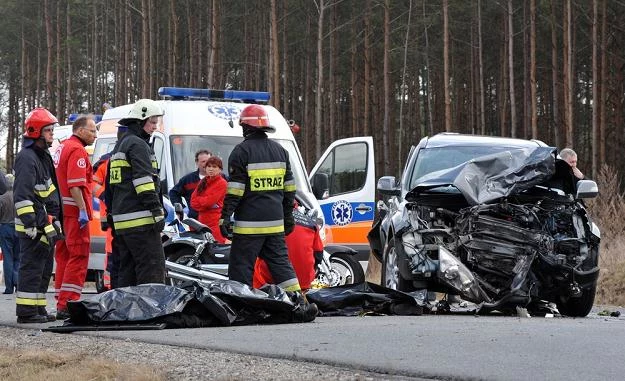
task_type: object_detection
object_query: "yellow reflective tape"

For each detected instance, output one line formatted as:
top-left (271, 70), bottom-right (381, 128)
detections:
top-left (233, 225), bottom-right (284, 235)
top-left (152, 160), bottom-right (158, 169)
top-left (39, 235), bottom-right (49, 245)
top-left (110, 160), bottom-right (131, 168)
top-left (44, 224), bottom-right (55, 234)
top-left (249, 176), bottom-right (285, 191)
top-left (135, 182), bottom-right (155, 194)
top-left (16, 297), bottom-right (38, 306)
top-left (283, 284), bottom-right (302, 292)
top-left (227, 188), bottom-right (245, 196)
top-left (16, 206), bottom-right (35, 215)
top-left (247, 168), bottom-right (286, 177)
top-left (109, 168), bottom-right (122, 184)
top-left (113, 217), bottom-right (156, 230)
top-left (284, 184), bottom-right (296, 192)
top-left (34, 188), bottom-right (55, 198)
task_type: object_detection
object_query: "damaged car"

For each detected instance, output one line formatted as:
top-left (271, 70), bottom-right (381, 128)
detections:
top-left (368, 133), bottom-right (600, 317)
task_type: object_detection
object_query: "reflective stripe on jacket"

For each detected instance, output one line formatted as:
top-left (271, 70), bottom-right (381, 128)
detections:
top-left (221, 132), bottom-right (296, 235)
top-left (108, 134), bottom-right (162, 234)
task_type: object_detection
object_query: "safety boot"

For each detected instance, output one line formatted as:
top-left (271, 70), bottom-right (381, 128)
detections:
top-left (17, 315), bottom-right (48, 324)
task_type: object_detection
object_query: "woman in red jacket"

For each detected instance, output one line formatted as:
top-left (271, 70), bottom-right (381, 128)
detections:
top-left (190, 156), bottom-right (228, 243)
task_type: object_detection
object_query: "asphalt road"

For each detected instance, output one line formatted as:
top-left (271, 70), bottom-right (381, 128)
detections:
top-left (0, 290), bottom-right (623, 381)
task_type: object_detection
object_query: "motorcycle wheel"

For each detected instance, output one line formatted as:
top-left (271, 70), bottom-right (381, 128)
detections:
top-left (330, 253), bottom-right (365, 285)
top-left (165, 247), bottom-right (202, 287)
top-left (382, 237), bottom-right (414, 292)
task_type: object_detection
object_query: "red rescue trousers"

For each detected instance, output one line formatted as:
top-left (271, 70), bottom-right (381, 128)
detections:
top-left (54, 217), bottom-right (90, 311)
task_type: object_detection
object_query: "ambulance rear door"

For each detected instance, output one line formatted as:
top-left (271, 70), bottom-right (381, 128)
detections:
top-left (309, 137), bottom-right (375, 265)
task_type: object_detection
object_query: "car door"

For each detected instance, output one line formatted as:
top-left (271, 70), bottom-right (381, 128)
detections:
top-left (309, 137), bottom-right (375, 261)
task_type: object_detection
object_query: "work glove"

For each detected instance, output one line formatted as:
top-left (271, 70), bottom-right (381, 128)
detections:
top-left (78, 209), bottom-right (89, 229)
top-left (219, 215), bottom-right (233, 240)
top-left (24, 226), bottom-right (38, 240)
top-left (51, 217), bottom-right (64, 240)
top-left (152, 208), bottom-right (166, 232)
top-left (284, 214), bottom-right (295, 236)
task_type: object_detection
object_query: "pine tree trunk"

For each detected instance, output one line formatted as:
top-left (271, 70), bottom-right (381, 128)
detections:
top-left (507, 0), bottom-right (517, 138)
top-left (363, 0), bottom-right (371, 137)
top-left (599, 0), bottom-right (607, 164)
top-left (270, 0), bottom-right (280, 107)
top-left (591, 0), bottom-right (599, 177)
top-left (530, 0), bottom-right (537, 139)
top-left (315, 0), bottom-right (325, 159)
top-left (563, 0), bottom-right (573, 147)
top-left (44, 0), bottom-right (54, 111)
top-left (398, 0), bottom-right (412, 171)
top-left (423, 0), bottom-right (433, 135)
top-left (443, 0), bottom-right (452, 132)
top-left (551, 0), bottom-right (561, 148)
top-left (477, 0), bottom-right (485, 135)
top-left (382, 0), bottom-right (391, 173)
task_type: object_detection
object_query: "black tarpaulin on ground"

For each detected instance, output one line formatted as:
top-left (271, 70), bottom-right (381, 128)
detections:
top-left (306, 282), bottom-right (423, 316)
top-left (44, 281), bottom-right (424, 332)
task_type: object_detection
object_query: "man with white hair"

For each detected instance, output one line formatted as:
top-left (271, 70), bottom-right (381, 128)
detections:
top-left (559, 148), bottom-right (585, 180)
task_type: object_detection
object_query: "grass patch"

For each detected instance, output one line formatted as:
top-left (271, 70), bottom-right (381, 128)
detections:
top-left (0, 348), bottom-right (165, 381)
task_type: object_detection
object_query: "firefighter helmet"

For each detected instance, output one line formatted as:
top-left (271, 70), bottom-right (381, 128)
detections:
top-left (239, 104), bottom-right (275, 133)
top-left (23, 107), bottom-right (58, 139)
top-left (123, 99), bottom-right (164, 122)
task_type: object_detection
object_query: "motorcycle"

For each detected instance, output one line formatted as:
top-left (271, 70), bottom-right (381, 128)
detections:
top-left (163, 205), bottom-right (365, 288)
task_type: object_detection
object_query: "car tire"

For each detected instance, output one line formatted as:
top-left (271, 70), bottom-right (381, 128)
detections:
top-left (382, 237), bottom-right (414, 292)
top-left (329, 253), bottom-right (365, 285)
top-left (556, 246), bottom-right (599, 317)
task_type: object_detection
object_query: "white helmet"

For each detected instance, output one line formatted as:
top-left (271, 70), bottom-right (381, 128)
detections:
top-left (120, 99), bottom-right (163, 124)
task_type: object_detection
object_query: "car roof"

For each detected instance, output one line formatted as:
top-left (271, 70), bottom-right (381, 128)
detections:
top-left (424, 133), bottom-right (548, 149)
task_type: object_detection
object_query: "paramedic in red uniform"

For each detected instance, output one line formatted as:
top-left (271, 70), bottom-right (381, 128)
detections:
top-left (53, 115), bottom-right (96, 320)
top-left (253, 202), bottom-right (323, 291)
top-left (169, 149), bottom-right (212, 219)
top-left (219, 104), bottom-right (317, 322)
top-left (14, 107), bottom-right (63, 323)
top-left (190, 156), bottom-right (228, 243)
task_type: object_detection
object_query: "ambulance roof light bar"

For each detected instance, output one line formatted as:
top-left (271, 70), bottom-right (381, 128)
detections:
top-left (158, 87), bottom-right (270, 103)
top-left (67, 114), bottom-right (103, 124)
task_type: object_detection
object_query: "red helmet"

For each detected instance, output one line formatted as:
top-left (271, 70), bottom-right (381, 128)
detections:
top-left (239, 105), bottom-right (275, 132)
top-left (24, 107), bottom-right (58, 139)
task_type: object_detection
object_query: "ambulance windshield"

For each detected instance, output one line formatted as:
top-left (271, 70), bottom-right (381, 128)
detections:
top-left (169, 135), bottom-right (311, 193)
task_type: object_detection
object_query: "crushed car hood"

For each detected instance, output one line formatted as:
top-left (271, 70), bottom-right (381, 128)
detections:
top-left (407, 146), bottom-right (556, 205)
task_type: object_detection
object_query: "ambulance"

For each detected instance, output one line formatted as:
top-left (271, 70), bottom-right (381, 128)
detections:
top-left (91, 87), bottom-right (376, 285)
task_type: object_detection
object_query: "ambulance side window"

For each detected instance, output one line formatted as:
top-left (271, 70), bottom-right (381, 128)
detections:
top-left (152, 136), bottom-right (166, 180)
top-left (317, 142), bottom-right (367, 196)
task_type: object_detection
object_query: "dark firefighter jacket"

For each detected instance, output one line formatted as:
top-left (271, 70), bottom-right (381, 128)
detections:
top-left (108, 132), bottom-right (162, 234)
top-left (221, 131), bottom-right (296, 235)
top-left (13, 144), bottom-right (62, 244)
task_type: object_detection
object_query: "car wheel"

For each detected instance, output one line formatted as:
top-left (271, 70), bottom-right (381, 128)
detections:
top-left (556, 246), bottom-right (599, 317)
top-left (329, 253), bottom-right (365, 285)
top-left (165, 247), bottom-right (200, 287)
top-left (557, 283), bottom-right (597, 317)
top-left (382, 237), bottom-right (413, 292)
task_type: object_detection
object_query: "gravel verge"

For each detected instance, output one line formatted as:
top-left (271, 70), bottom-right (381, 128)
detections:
top-left (0, 326), bottom-right (427, 381)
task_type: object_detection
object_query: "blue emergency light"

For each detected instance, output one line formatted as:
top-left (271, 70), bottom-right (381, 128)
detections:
top-left (67, 113), bottom-right (103, 124)
top-left (158, 87), bottom-right (270, 103)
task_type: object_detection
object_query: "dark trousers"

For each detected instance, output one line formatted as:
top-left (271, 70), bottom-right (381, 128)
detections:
top-left (16, 236), bottom-right (54, 317)
top-left (229, 233), bottom-right (299, 291)
top-left (0, 223), bottom-right (20, 293)
top-left (107, 235), bottom-right (121, 289)
top-left (116, 227), bottom-right (166, 287)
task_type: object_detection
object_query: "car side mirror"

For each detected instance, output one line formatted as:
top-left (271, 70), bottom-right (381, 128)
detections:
top-left (311, 172), bottom-right (329, 200)
top-left (377, 176), bottom-right (401, 197)
top-left (576, 180), bottom-right (598, 199)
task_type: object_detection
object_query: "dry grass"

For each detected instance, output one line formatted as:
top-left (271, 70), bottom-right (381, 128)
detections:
top-left (0, 348), bottom-right (165, 381)
top-left (586, 164), bottom-right (625, 306)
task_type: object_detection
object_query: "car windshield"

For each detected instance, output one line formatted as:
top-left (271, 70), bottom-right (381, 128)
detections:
top-left (91, 136), bottom-right (117, 164)
top-left (169, 135), bottom-right (311, 192)
top-left (409, 145), bottom-right (526, 190)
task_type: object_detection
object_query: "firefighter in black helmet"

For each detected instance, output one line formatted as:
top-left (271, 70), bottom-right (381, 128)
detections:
top-left (108, 99), bottom-right (166, 286)
top-left (219, 104), bottom-right (318, 322)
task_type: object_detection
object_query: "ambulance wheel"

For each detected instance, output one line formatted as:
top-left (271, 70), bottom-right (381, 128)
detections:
top-left (94, 270), bottom-right (107, 293)
top-left (329, 253), bottom-right (365, 285)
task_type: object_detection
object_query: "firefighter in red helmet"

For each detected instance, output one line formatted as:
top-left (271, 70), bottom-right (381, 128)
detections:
top-left (219, 104), bottom-right (318, 322)
top-left (14, 107), bottom-right (63, 323)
